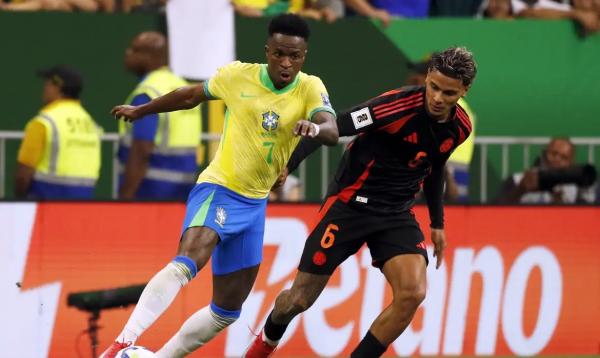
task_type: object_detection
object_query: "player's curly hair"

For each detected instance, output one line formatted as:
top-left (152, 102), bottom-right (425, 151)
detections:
top-left (268, 14), bottom-right (310, 40)
top-left (429, 47), bottom-right (477, 87)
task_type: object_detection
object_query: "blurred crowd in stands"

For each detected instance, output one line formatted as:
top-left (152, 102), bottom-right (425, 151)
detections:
top-left (1, 0), bottom-right (599, 33)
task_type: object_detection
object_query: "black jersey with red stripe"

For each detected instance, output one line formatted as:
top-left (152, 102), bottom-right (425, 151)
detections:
top-left (287, 85), bottom-right (472, 227)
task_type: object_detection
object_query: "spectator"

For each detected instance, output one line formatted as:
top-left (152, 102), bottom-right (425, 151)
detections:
top-left (0, 0), bottom-right (113, 12)
top-left (232, 0), bottom-right (390, 26)
top-left (406, 56), bottom-right (477, 203)
top-left (344, 0), bottom-right (391, 26)
top-left (495, 137), bottom-right (597, 204)
top-left (117, 31), bottom-right (201, 200)
top-left (231, 0), bottom-right (266, 17)
top-left (479, 0), bottom-right (599, 34)
top-left (371, 0), bottom-right (429, 18)
top-left (15, 65), bottom-right (101, 199)
top-left (232, 0), bottom-right (339, 22)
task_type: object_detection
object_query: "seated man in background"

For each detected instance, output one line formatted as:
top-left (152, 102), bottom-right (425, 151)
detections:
top-left (495, 137), bottom-right (596, 204)
top-left (15, 65), bottom-right (101, 199)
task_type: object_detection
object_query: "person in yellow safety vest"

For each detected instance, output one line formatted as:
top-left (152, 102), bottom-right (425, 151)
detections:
top-left (117, 31), bottom-right (201, 200)
top-left (406, 56), bottom-right (476, 203)
top-left (15, 65), bottom-right (102, 199)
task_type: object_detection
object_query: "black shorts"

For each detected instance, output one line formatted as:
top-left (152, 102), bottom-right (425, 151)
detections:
top-left (298, 198), bottom-right (429, 275)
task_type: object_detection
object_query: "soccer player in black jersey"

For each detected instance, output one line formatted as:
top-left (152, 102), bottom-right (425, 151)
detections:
top-left (245, 47), bottom-right (476, 358)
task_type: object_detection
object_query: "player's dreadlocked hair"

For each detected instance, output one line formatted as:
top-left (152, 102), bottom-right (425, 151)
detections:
top-left (268, 14), bottom-right (310, 41)
top-left (429, 47), bottom-right (477, 87)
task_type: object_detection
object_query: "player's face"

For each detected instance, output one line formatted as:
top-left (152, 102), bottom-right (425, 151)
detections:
top-left (424, 69), bottom-right (468, 120)
top-left (265, 34), bottom-right (307, 89)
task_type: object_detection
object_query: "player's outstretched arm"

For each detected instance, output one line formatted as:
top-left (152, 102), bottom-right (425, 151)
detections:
top-left (111, 83), bottom-right (208, 122)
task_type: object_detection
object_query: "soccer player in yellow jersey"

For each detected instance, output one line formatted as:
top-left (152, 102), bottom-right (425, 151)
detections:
top-left (100, 14), bottom-right (338, 358)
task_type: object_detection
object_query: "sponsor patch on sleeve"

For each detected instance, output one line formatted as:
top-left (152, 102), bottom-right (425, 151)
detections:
top-left (350, 107), bottom-right (373, 129)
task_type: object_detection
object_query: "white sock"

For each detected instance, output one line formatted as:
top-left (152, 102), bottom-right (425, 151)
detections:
top-left (116, 262), bottom-right (192, 343)
top-left (262, 330), bottom-right (279, 347)
top-left (155, 305), bottom-right (237, 358)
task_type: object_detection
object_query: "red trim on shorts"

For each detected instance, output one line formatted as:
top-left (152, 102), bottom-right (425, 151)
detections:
top-left (308, 195), bottom-right (338, 234)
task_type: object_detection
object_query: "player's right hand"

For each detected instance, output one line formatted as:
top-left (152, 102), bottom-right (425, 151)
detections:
top-left (111, 105), bottom-right (142, 122)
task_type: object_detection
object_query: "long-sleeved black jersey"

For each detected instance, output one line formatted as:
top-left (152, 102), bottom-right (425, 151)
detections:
top-left (287, 85), bottom-right (472, 228)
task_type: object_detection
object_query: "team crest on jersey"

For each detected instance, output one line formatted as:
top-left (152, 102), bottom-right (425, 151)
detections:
top-left (262, 111), bottom-right (280, 131)
top-left (439, 138), bottom-right (454, 153)
top-left (215, 207), bottom-right (227, 228)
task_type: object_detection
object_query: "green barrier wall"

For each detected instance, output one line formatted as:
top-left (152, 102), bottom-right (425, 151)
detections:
top-left (1, 13), bottom-right (599, 201)
top-left (379, 19), bottom-right (600, 136)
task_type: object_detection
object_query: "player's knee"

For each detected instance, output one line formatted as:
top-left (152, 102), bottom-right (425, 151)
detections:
top-left (393, 286), bottom-right (426, 311)
top-left (210, 302), bottom-right (240, 329)
top-left (170, 255), bottom-right (198, 284)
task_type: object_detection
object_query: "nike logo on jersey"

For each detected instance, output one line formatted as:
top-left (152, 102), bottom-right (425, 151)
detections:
top-left (240, 92), bottom-right (257, 98)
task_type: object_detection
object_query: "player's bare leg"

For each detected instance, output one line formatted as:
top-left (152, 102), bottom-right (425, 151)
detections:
top-left (177, 226), bottom-right (221, 268)
top-left (213, 264), bottom-right (261, 310)
top-left (352, 254), bottom-right (427, 357)
top-left (244, 271), bottom-right (330, 357)
top-left (271, 271), bottom-right (330, 323)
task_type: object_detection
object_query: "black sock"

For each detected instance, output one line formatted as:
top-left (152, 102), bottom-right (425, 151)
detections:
top-left (350, 330), bottom-right (387, 358)
top-left (263, 312), bottom-right (289, 342)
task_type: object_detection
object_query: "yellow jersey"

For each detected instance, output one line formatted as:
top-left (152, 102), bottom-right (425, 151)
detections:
top-left (198, 61), bottom-right (335, 198)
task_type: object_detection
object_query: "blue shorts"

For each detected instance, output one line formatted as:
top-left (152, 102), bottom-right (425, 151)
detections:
top-left (181, 182), bottom-right (267, 275)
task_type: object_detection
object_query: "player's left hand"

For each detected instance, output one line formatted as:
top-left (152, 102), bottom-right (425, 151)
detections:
top-left (271, 167), bottom-right (289, 190)
top-left (430, 228), bottom-right (446, 269)
top-left (293, 119), bottom-right (320, 138)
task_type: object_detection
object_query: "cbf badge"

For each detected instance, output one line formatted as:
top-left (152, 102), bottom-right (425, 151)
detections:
top-left (215, 206), bottom-right (227, 228)
top-left (262, 111), bottom-right (279, 131)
